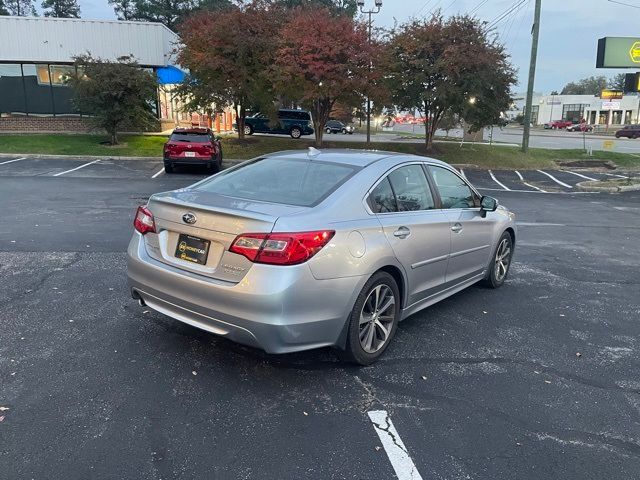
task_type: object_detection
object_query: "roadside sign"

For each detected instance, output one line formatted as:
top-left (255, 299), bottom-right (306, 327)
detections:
top-left (602, 101), bottom-right (621, 110)
top-left (601, 89), bottom-right (623, 100)
top-left (597, 37), bottom-right (640, 68)
top-left (603, 140), bottom-right (615, 150)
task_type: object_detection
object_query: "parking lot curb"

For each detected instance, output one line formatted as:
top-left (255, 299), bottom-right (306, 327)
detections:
top-left (576, 179), bottom-right (640, 192)
top-left (0, 153), bottom-right (246, 163)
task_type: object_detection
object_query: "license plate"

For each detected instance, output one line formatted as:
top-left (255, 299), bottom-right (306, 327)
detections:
top-left (185, 151), bottom-right (196, 157)
top-left (175, 234), bottom-right (210, 265)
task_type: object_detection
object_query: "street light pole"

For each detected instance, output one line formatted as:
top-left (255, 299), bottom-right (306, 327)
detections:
top-left (358, 0), bottom-right (382, 146)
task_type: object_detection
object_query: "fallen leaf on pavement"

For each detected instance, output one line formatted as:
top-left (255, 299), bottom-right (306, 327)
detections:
top-left (303, 411), bottom-right (309, 416)
top-left (544, 380), bottom-right (552, 384)
top-left (575, 352), bottom-right (582, 357)
top-left (421, 375), bottom-right (427, 380)
top-left (0, 407), bottom-right (9, 411)
top-left (0, 416), bottom-right (4, 422)
top-left (375, 446), bottom-right (381, 451)
top-left (192, 371), bottom-right (197, 376)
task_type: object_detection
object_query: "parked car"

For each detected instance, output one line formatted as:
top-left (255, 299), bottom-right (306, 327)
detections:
top-left (325, 120), bottom-right (355, 134)
top-left (128, 149), bottom-right (516, 365)
top-left (566, 123), bottom-right (593, 132)
top-left (543, 120), bottom-right (574, 129)
top-left (241, 109), bottom-right (314, 139)
top-left (163, 128), bottom-right (222, 174)
top-left (615, 125), bottom-right (640, 139)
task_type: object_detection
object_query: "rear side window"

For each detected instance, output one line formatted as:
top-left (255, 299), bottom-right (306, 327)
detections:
top-left (279, 110), bottom-right (311, 121)
top-left (429, 166), bottom-right (477, 209)
top-left (368, 178), bottom-right (398, 213)
top-left (387, 165), bottom-right (435, 211)
top-left (170, 132), bottom-right (210, 143)
top-left (196, 158), bottom-right (357, 207)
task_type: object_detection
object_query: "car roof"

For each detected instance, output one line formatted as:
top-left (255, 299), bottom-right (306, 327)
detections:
top-left (173, 127), bottom-right (210, 134)
top-left (263, 148), bottom-right (450, 168)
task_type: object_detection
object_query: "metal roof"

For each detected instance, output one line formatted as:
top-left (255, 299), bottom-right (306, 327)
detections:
top-left (0, 16), bottom-right (178, 67)
top-left (264, 148), bottom-right (424, 167)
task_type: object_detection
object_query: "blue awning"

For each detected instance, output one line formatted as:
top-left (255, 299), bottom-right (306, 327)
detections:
top-left (156, 66), bottom-right (186, 85)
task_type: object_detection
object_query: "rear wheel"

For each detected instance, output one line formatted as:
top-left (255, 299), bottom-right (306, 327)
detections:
top-left (483, 231), bottom-right (513, 288)
top-left (341, 272), bottom-right (400, 365)
top-left (290, 127), bottom-right (302, 139)
top-left (208, 158), bottom-right (220, 174)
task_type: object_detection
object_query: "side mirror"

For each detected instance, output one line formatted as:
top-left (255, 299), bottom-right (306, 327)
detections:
top-left (480, 196), bottom-right (498, 212)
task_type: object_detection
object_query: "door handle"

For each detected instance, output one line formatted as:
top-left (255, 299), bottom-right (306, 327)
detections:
top-left (451, 223), bottom-right (463, 233)
top-left (393, 227), bottom-right (411, 239)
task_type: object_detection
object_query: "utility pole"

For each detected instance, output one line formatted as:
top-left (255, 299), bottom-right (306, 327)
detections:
top-left (358, 0), bottom-right (382, 146)
top-left (522, 0), bottom-right (541, 153)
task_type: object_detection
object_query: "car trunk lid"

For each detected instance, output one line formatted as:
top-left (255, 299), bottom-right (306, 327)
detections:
top-left (142, 190), bottom-right (307, 282)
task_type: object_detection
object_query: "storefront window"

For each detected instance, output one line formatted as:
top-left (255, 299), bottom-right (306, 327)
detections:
top-left (611, 110), bottom-right (623, 125)
top-left (0, 64), bottom-right (27, 117)
top-left (23, 64), bottom-right (54, 116)
top-left (49, 65), bottom-right (78, 116)
top-left (625, 110), bottom-right (633, 125)
top-left (562, 104), bottom-right (589, 122)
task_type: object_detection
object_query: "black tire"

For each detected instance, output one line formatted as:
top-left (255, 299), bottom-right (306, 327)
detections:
top-left (483, 231), bottom-right (513, 289)
top-left (340, 271), bottom-right (400, 365)
top-left (616, 134), bottom-right (621, 139)
top-left (342, 128), bottom-right (347, 134)
top-left (290, 127), bottom-right (302, 139)
top-left (244, 125), bottom-right (254, 136)
top-left (163, 161), bottom-right (174, 174)
top-left (633, 134), bottom-right (639, 140)
top-left (208, 159), bottom-right (220, 174)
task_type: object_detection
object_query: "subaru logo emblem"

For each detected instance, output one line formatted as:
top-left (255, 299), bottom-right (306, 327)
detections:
top-left (182, 212), bottom-right (197, 224)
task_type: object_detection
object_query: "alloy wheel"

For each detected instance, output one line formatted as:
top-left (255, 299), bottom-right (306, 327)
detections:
top-left (359, 284), bottom-right (396, 354)
top-left (494, 238), bottom-right (511, 282)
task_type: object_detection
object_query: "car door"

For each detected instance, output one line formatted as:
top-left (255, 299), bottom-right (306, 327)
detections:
top-left (427, 165), bottom-right (497, 284)
top-left (369, 164), bottom-right (452, 307)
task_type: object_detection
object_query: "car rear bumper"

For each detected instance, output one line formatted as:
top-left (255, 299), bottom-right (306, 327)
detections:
top-left (164, 156), bottom-right (214, 165)
top-left (126, 233), bottom-right (362, 353)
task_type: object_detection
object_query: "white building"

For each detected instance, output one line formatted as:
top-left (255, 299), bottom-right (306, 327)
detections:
top-left (509, 92), bottom-right (640, 127)
top-left (0, 16), bottom-right (190, 132)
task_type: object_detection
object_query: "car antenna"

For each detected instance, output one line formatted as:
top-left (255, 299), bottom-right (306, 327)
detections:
top-left (308, 147), bottom-right (321, 158)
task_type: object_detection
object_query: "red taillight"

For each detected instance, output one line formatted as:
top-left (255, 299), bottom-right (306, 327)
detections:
top-left (134, 205), bottom-right (156, 235)
top-left (230, 230), bottom-right (335, 265)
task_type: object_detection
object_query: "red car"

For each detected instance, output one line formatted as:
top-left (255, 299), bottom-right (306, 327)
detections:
top-left (544, 120), bottom-right (574, 129)
top-left (163, 128), bottom-right (222, 174)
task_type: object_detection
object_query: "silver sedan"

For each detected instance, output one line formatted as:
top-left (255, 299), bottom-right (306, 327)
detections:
top-left (127, 149), bottom-right (516, 364)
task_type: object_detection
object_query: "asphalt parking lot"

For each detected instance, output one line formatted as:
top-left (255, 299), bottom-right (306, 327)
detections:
top-left (1, 155), bottom-right (639, 480)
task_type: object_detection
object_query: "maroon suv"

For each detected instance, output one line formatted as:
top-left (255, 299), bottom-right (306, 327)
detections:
top-left (163, 128), bottom-right (222, 173)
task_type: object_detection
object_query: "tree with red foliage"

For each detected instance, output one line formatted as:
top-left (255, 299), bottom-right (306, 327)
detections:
top-left (274, 8), bottom-right (373, 147)
top-left (386, 13), bottom-right (516, 150)
top-left (177, 2), bottom-right (281, 139)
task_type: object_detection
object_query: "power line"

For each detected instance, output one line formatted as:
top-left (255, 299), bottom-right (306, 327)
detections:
top-left (487, 0), bottom-right (527, 29)
top-left (607, 0), bottom-right (640, 8)
top-left (469, 0), bottom-right (489, 16)
top-left (501, 0), bottom-right (529, 43)
top-left (414, 0), bottom-right (433, 16)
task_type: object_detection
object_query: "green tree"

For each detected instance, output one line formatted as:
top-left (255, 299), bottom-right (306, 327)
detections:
top-left (608, 73), bottom-right (626, 91)
top-left (42, 0), bottom-right (80, 17)
top-left (2, 0), bottom-right (36, 15)
top-left (69, 55), bottom-right (159, 145)
top-left (438, 110), bottom-right (459, 137)
top-left (561, 76), bottom-right (608, 95)
top-left (386, 13), bottom-right (515, 150)
top-left (108, 0), bottom-right (231, 29)
top-left (274, 7), bottom-right (374, 146)
top-left (177, 2), bottom-right (281, 139)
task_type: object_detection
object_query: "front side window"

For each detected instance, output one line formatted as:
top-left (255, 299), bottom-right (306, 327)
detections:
top-left (429, 166), bottom-right (477, 209)
top-left (387, 165), bottom-right (435, 212)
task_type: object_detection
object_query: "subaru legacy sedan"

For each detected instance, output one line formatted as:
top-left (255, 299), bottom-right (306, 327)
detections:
top-left (127, 149), bottom-right (516, 364)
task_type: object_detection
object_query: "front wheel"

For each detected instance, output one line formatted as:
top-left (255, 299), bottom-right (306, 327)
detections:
top-left (341, 272), bottom-right (400, 365)
top-left (483, 232), bottom-right (513, 288)
top-left (326, 128), bottom-right (332, 134)
top-left (290, 127), bottom-right (302, 139)
top-left (244, 125), bottom-right (253, 136)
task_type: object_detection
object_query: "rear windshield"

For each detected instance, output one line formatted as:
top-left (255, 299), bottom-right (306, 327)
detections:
top-left (196, 158), bottom-right (358, 206)
top-left (170, 132), bottom-right (210, 143)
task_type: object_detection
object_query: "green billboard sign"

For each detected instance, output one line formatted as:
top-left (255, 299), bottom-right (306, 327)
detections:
top-left (597, 37), bottom-right (640, 68)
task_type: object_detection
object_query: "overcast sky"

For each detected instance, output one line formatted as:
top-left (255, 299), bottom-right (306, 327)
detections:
top-left (76, 0), bottom-right (640, 93)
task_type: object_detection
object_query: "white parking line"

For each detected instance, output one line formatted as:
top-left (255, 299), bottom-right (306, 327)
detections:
top-left (53, 159), bottom-right (100, 177)
top-left (514, 170), bottom-right (524, 180)
top-left (368, 410), bottom-right (424, 480)
top-left (536, 170), bottom-right (573, 189)
top-left (151, 167), bottom-right (165, 179)
top-left (488, 170), bottom-right (511, 191)
top-left (0, 157), bottom-right (27, 165)
top-left (604, 173), bottom-right (629, 179)
top-left (523, 182), bottom-right (547, 193)
top-left (565, 171), bottom-right (598, 181)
